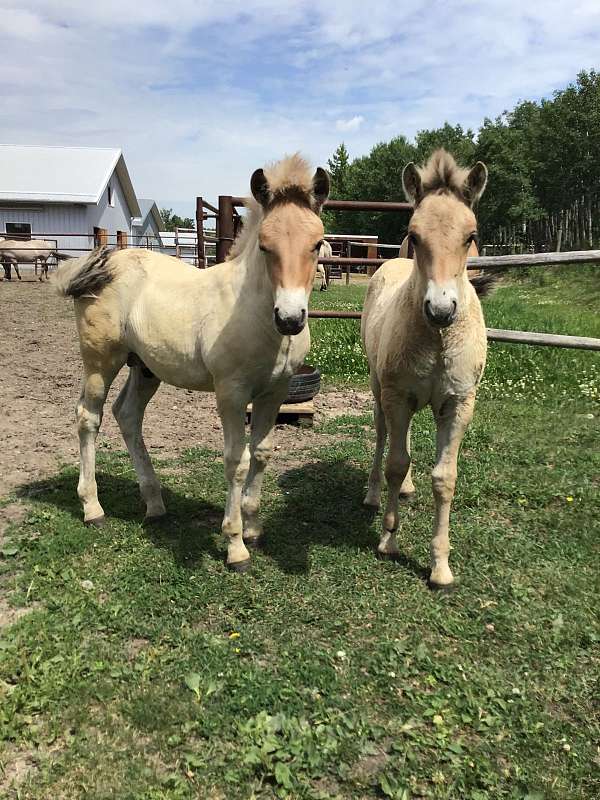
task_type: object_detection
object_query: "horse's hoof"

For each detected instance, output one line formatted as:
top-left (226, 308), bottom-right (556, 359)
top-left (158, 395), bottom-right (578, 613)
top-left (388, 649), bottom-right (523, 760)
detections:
top-left (85, 515), bottom-right (105, 528)
top-left (243, 535), bottom-right (264, 550)
top-left (399, 491), bottom-right (416, 505)
top-left (226, 558), bottom-right (251, 574)
top-left (428, 579), bottom-right (456, 594)
top-left (375, 548), bottom-right (400, 562)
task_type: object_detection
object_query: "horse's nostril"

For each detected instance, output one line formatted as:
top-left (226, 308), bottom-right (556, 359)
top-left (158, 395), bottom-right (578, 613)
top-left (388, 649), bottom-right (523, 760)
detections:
top-left (300, 309), bottom-right (306, 321)
top-left (451, 300), bottom-right (457, 312)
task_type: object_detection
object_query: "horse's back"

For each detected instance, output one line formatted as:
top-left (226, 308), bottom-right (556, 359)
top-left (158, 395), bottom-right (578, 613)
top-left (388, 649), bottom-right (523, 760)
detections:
top-left (0, 239), bottom-right (54, 261)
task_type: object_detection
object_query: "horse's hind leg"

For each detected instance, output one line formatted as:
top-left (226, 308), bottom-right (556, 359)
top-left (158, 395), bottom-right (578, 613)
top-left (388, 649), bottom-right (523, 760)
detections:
top-left (112, 364), bottom-right (165, 521)
top-left (364, 377), bottom-right (387, 508)
top-left (399, 422), bottom-right (416, 500)
top-left (76, 357), bottom-right (124, 525)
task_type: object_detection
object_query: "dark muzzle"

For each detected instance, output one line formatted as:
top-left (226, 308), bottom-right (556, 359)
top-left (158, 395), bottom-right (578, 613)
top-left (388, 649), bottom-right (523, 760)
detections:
top-left (274, 307), bottom-right (306, 335)
top-left (424, 299), bottom-right (457, 329)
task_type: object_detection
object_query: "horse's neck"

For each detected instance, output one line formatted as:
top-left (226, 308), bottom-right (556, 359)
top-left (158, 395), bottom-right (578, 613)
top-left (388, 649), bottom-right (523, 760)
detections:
top-left (229, 238), bottom-right (280, 333)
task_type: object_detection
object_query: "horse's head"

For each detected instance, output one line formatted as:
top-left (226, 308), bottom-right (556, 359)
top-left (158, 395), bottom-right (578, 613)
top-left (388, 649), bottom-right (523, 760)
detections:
top-left (250, 154), bottom-right (330, 335)
top-left (403, 149), bottom-right (487, 329)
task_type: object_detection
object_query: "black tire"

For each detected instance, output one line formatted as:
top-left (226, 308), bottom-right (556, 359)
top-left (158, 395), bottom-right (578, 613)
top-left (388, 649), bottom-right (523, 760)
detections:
top-left (286, 364), bottom-right (321, 403)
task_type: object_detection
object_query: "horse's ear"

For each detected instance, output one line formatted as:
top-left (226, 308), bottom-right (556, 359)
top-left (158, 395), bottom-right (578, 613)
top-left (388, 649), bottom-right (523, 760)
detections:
top-left (312, 167), bottom-right (330, 211)
top-left (402, 163), bottom-right (423, 206)
top-left (251, 168), bottom-right (271, 209)
top-left (464, 161), bottom-right (488, 207)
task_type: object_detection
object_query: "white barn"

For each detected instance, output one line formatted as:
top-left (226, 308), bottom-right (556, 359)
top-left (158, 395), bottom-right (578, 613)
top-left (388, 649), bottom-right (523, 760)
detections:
top-left (132, 199), bottom-right (164, 244)
top-left (0, 145), bottom-right (158, 257)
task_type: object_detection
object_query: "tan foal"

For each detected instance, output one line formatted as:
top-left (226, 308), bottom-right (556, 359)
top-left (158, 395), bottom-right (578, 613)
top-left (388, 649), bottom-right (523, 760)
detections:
top-left (362, 149), bottom-right (493, 589)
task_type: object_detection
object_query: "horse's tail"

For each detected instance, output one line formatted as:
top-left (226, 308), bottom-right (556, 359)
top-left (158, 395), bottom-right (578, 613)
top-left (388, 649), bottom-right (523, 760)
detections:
top-left (53, 246), bottom-right (115, 299)
top-left (470, 271), bottom-right (501, 297)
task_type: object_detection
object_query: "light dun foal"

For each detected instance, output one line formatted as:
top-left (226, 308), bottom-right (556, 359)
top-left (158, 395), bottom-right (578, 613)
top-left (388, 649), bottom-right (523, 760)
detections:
top-left (362, 150), bottom-right (491, 590)
top-left (54, 155), bottom-right (329, 572)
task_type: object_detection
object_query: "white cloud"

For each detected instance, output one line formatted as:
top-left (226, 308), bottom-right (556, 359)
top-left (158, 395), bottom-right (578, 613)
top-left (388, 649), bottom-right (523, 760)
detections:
top-left (335, 115), bottom-right (365, 132)
top-left (2, 1), bottom-right (600, 215)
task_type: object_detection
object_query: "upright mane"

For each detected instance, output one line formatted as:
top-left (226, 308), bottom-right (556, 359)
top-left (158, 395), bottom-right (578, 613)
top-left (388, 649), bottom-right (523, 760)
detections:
top-left (227, 153), bottom-right (320, 261)
top-left (403, 149), bottom-right (487, 208)
top-left (263, 153), bottom-right (315, 202)
top-left (418, 149), bottom-right (471, 198)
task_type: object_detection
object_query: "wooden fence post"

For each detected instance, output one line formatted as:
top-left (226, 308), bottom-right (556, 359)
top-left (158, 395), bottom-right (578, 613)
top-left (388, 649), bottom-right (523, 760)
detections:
top-left (217, 195), bottom-right (235, 263)
top-left (366, 241), bottom-right (378, 277)
top-left (94, 227), bottom-right (108, 248)
top-left (196, 197), bottom-right (206, 268)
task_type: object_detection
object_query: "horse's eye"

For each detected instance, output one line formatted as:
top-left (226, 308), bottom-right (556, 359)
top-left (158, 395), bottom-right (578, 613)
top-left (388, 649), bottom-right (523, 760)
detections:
top-left (408, 232), bottom-right (418, 247)
top-left (466, 232), bottom-right (478, 246)
top-left (259, 244), bottom-right (268, 253)
top-left (313, 240), bottom-right (324, 252)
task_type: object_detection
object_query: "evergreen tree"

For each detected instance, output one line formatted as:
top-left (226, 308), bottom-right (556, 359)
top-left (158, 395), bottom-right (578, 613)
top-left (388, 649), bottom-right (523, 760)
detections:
top-left (327, 143), bottom-right (351, 197)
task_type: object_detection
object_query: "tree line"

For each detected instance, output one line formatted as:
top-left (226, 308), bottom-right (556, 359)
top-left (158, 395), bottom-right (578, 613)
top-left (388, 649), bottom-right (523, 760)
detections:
top-left (160, 209), bottom-right (195, 232)
top-left (324, 70), bottom-right (600, 253)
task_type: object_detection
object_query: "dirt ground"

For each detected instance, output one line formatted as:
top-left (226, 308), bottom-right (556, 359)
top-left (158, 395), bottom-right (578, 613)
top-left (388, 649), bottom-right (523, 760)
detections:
top-left (0, 278), bottom-right (372, 499)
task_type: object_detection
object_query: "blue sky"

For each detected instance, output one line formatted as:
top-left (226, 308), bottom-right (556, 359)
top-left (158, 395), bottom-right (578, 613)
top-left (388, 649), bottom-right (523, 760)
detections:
top-left (2, 1), bottom-right (600, 218)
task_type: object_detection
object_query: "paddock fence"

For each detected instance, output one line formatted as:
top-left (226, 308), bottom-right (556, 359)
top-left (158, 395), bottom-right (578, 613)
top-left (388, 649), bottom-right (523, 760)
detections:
top-left (208, 194), bottom-right (600, 353)
top-left (0, 229), bottom-right (212, 269)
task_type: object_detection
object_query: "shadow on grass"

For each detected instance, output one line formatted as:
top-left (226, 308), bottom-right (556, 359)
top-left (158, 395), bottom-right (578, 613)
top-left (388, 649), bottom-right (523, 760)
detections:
top-left (19, 458), bottom-right (428, 583)
top-left (20, 469), bottom-right (224, 567)
top-left (261, 459), bottom-right (429, 582)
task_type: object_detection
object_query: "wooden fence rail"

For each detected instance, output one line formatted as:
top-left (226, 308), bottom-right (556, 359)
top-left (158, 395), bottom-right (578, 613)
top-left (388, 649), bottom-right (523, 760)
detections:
top-left (307, 311), bottom-right (600, 352)
top-left (317, 250), bottom-right (600, 270)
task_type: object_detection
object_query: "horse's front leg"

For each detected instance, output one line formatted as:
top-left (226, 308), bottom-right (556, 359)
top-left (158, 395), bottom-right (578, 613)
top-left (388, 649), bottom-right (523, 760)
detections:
top-left (429, 393), bottom-right (476, 590)
top-left (378, 389), bottom-right (415, 559)
top-left (241, 389), bottom-right (285, 547)
top-left (217, 395), bottom-right (251, 572)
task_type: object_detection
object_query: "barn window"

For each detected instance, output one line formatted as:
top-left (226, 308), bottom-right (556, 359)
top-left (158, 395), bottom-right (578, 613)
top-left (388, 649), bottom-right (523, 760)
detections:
top-left (5, 222), bottom-right (31, 239)
top-left (108, 185), bottom-right (115, 207)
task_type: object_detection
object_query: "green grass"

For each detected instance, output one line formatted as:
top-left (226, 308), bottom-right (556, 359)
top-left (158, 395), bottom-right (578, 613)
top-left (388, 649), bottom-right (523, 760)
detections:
top-left (1, 266), bottom-right (599, 799)
top-left (309, 267), bottom-right (600, 406)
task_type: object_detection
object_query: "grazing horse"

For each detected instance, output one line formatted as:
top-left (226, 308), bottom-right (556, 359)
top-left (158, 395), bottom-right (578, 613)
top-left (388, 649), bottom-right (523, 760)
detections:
top-left (315, 240), bottom-right (332, 290)
top-left (362, 150), bottom-right (493, 590)
top-left (54, 155), bottom-right (329, 572)
top-left (0, 239), bottom-right (56, 281)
